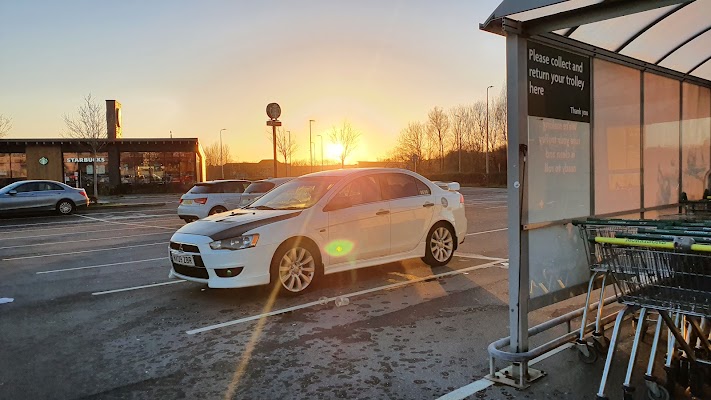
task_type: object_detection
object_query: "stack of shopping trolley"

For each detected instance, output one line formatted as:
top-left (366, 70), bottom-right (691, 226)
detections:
top-left (574, 218), bottom-right (711, 400)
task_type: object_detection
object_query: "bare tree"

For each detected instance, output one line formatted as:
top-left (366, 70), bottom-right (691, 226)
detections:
top-left (63, 94), bottom-right (106, 200)
top-left (329, 121), bottom-right (361, 168)
top-left (0, 114), bottom-right (12, 138)
top-left (268, 127), bottom-right (298, 175)
top-left (204, 141), bottom-right (234, 167)
top-left (393, 122), bottom-right (428, 172)
top-left (427, 106), bottom-right (449, 172)
top-left (449, 106), bottom-right (471, 173)
top-left (492, 85), bottom-right (508, 149)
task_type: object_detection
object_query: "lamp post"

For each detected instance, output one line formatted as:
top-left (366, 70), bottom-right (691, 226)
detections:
top-left (219, 128), bottom-right (226, 179)
top-left (309, 119), bottom-right (315, 173)
top-left (485, 85), bottom-right (493, 176)
top-left (287, 130), bottom-right (291, 176)
top-left (317, 134), bottom-right (323, 171)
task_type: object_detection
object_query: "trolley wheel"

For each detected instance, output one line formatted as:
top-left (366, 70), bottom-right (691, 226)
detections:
top-left (593, 335), bottom-right (611, 355)
top-left (578, 342), bottom-right (598, 364)
top-left (647, 384), bottom-right (670, 400)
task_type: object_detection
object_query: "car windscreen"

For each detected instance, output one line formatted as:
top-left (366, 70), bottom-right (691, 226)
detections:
top-left (189, 184), bottom-right (218, 194)
top-left (246, 176), bottom-right (340, 210)
top-left (243, 182), bottom-right (275, 194)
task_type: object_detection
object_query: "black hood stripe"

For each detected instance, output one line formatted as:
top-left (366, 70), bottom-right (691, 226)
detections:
top-left (210, 212), bottom-right (301, 240)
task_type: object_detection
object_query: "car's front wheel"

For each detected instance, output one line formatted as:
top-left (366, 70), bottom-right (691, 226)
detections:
top-left (56, 199), bottom-right (76, 215)
top-left (270, 239), bottom-right (321, 295)
top-left (422, 222), bottom-right (455, 267)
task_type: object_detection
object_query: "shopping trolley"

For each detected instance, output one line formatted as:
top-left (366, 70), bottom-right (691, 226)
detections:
top-left (593, 237), bottom-right (711, 400)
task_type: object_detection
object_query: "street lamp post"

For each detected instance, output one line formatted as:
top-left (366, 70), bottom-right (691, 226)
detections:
top-left (219, 128), bottom-right (226, 179)
top-left (485, 85), bottom-right (493, 176)
top-left (309, 119), bottom-right (315, 173)
top-left (317, 134), bottom-right (323, 171)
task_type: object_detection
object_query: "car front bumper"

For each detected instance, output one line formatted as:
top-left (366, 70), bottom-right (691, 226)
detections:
top-left (168, 232), bottom-right (274, 289)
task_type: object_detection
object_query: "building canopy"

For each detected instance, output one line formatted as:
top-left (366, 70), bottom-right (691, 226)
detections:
top-left (481, 0), bottom-right (711, 83)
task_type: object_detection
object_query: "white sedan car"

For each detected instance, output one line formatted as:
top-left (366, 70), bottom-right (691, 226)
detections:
top-left (168, 168), bottom-right (467, 294)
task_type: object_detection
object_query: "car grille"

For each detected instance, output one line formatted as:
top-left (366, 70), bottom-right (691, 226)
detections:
top-left (173, 264), bottom-right (209, 279)
top-left (170, 242), bottom-right (200, 253)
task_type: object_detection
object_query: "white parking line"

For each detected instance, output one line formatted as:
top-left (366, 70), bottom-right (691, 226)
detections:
top-left (6, 225), bottom-right (174, 240)
top-left (455, 253), bottom-right (507, 261)
top-left (436, 343), bottom-right (574, 400)
top-left (0, 231), bottom-right (172, 249)
top-left (36, 257), bottom-right (169, 274)
top-left (1, 242), bottom-right (167, 261)
top-left (186, 259), bottom-right (507, 335)
top-left (75, 214), bottom-right (178, 231)
top-left (465, 227), bottom-right (507, 236)
top-left (0, 214), bottom-right (177, 232)
top-left (92, 280), bottom-right (185, 296)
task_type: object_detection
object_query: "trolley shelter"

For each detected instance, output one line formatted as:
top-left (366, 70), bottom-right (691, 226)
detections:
top-left (480, 0), bottom-right (711, 389)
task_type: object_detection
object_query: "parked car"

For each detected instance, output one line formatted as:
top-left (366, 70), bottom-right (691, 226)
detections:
top-left (239, 177), bottom-right (294, 206)
top-left (0, 180), bottom-right (89, 215)
top-left (177, 179), bottom-right (251, 222)
top-left (168, 168), bottom-right (467, 294)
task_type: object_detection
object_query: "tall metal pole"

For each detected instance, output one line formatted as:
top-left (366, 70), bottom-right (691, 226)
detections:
top-left (486, 85), bottom-right (493, 176)
top-left (309, 119), bottom-right (314, 173)
top-left (287, 130), bottom-right (291, 176)
top-left (220, 128), bottom-right (226, 179)
top-left (272, 125), bottom-right (278, 178)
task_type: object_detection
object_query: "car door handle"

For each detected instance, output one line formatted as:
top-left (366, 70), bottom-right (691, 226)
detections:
top-left (376, 210), bottom-right (390, 215)
top-left (423, 202), bottom-right (435, 208)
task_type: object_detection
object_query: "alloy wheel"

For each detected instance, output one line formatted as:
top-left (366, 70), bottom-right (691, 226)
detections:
top-left (430, 226), bottom-right (454, 262)
top-left (278, 247), bottom-right (316, 292)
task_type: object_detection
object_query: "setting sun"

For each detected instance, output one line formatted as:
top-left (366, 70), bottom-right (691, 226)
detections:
top-left (326, 143), bottom-right (344, 161)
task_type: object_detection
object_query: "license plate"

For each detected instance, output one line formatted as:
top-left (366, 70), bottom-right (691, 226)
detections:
top-left (171, 252), bottom-right (195, 266)
top-left (182, 199), bottom-right (193, 205)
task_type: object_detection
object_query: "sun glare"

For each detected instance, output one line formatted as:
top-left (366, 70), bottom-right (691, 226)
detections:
top-left (326, 143), bottom-right (344, 161)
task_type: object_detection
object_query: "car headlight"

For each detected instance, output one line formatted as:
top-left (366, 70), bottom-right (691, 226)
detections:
top-left (209, 234), bottom-right (259, 250)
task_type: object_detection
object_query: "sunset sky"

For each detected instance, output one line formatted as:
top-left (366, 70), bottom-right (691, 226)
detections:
top-left (0, 0), bottom-right (506, 164)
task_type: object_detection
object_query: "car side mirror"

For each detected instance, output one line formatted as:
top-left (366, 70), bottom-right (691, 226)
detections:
top-left (324, 196), bottom-right (351, 212)
top-left (8, 190), bottom-right (17, 195)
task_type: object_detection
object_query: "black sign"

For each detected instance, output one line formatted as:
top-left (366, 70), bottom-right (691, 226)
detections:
top-left (527, 41), bottom-right (590, 123)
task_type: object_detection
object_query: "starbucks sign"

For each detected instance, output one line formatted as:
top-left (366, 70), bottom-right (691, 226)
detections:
top-left (39, 157), bottom-right (49, 165)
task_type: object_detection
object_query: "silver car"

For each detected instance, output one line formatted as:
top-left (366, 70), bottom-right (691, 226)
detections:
top-left (0, 180), bottom-right (90, 215)
top-left (238, 177), bottom-right (294, 207)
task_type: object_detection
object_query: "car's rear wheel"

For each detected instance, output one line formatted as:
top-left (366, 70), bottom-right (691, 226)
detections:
top-left (56, 199), bottom-right (76, 215)
top-left (422, 222), bottom-right (455, 267)
top-left (270, 239), bottom-right (321, 295)
top-left (209, 206), bottom-right (227, 215)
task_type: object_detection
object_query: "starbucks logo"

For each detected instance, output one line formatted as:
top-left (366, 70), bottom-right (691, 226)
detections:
top-left (39, 157), bottom-right (49, 165)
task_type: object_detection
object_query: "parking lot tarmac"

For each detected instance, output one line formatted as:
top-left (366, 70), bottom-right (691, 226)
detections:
top-left (1, 188), bottom-right (515, 399)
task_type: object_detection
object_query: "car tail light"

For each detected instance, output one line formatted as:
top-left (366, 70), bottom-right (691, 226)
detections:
top-left (79, 190), bottom-right (88, 198)
top-left (459, 193), bottom-right (464, 204)
top-left (194, 198), bottom-right (208, 204)
top-left (179, 198), bottom-right (184, 204)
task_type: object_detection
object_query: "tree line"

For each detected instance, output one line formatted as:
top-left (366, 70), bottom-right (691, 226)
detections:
top-left (388, 85), bottom-right (507, 176)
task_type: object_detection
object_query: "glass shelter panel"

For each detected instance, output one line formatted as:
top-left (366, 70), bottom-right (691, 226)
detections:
top-left (681, 83), bottom-right (711, 200)
top-left (643, 72), bottom-right (680, 209)
top-left (593, 59), bottom-right (641, 215)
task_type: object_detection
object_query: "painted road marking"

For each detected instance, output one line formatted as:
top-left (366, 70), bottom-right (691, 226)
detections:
top-left (6, 225), bottom-right (175, 241)
top-left (0, 231), bottom-right (172, 249)
top-left (75, 214), bottom-right (178, 231)
top-left (436, 343), bottom-right (574, 400)
top-left (455, 253), bottom-right (507, 262)
top-left (36, 257), bottom-right (169, 274)
top-left (465, 227), bottom-right (508, 236)
top-left (92, 280), bottom-right (185, 296)
top-left (2, 242), bottom-right (167, 261)
top-left (186, 259), bottom-right (507, 335)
